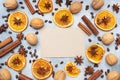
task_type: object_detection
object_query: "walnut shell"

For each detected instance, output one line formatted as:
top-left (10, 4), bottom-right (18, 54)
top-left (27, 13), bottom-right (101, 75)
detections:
top-left (92, 0), bottom-right (104, 10)
top-left (26, 33), bottom-right (38, 45)
top-left (54, 70), bottom-right (66, 80)
top-left (69, 1), bottom-right (82, 14)
top-left (107, 70), bottom-right (120, 80)
top-left (102, 32), bottom-right (114, 45)
top-left (0, 68), bottom-right (11, 80)
top-left (30, 18), bottom-right (44, 29)
top-left (4, 0), bottom-right (18, 10)
top-left (106, 53), bottom-right (118, 66)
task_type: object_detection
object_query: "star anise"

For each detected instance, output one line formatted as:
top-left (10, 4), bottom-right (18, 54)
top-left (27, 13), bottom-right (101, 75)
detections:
top-left (37, 66), bottom-right (50, 75)
top-left (12, 57), bottom-right (21, 65)
top-left (89, 45), bottom-right (98, 57)
top-left (18, 45), bottom-right (28, 56)
top-left (97, 16), bottom-right (111, 25)
top-left (112, 3), bottom-right (119, 13)
top-left (66, 65), bottom-right (73, 72)
top-left (44, 2), bottom-right (51, 10)
top-left (17, 32), bottom-right (24, 41)
top-left (85, 66), bottom-right (94, 76)
top-left (0, 24), bottom-right (8, 34)
top-left (115, 37), bottom-right (120, 45)
top-left (13, 17), bottom-right (23, 26)
top-left (56, 0), bottom-right (63, 6)
top-left (74, 56), bottom-right (83, 65)
top-left (60, 15), bottom-right (68, 22)
top-left (65, 0), bottom-right (72, 7)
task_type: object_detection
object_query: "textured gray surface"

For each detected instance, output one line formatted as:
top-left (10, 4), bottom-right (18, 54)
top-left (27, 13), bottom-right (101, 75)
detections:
top-left (0, 0), bottom-right (120, 80)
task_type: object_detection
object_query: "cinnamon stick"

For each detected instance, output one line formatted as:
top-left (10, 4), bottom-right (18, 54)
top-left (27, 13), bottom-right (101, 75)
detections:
top-left (0, 40), bottom-right (21, 57)
top-left (78, 22), bottom-right (92, 36)
top-left (88, 70), bottom-right (103, 80)
top-left (24, 0), bottom-right (35, 14)
top-left (19, 73), bottom-right (33, 80)
top-left (82, 15), bottom-right (99, 35)
top-left (0, 36), bottom-right (13, 49)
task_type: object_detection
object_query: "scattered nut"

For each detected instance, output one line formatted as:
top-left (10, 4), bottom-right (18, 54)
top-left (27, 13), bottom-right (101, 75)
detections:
top-left (107, 70), bottom-right (120, 80)
top-left (69, 1), bottom-right (82, 14)
top-left (4, 0), bottom-right (18, 10)
top-left (54, 70), bottom-right (66, 80)
top-left (0, 68), bottom-right (11, 80)
top-left (102, 32), bottom-right (114, 45)
top-left (30, 18), bottom-right (44, 29)
top-left (92, 0), bottom-right (104, 10)
top-left (26, 33), bottom-right (38, 45)
top-left (106, 53), bottom-right (118, 66)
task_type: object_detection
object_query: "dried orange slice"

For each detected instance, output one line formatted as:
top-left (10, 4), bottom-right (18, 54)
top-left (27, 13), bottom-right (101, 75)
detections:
top-left (32, 59), bottom-right (53, 80)
top-left (86, 44), bottom-right (105, 64)
top-left (8, 11), bottom-right (28, 32)
top-left (65, 62), bottom-right (80, 77)
top-left (53, 9), bottom-right (74, 28)
top-left (37, 0), bottom-right (53, 13)
top-left (6, 53), bottom-right (26, 71)
top-left (95, 10), bottom-right (117, 31)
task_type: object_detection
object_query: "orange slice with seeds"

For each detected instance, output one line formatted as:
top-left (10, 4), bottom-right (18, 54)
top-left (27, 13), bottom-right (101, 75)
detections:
top-left (53, 9), bottom-right (74, 28)
top-left (37, 0), bottom-right (53, 13)
top-left (86, 44), bottom-right (105, 64)
top-left (6, 53), bottom-right (26, 71)
top-left (65, 62), bottom-right (80, 77)
top-left (95, 10), bottom-right (117, 31)
top-left (32, 59), bottom-right (53, 80)
top-left (8, 11), bottom-right (28, 32)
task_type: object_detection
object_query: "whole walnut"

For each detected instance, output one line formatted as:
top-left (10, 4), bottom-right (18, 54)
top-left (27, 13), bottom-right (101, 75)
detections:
top-left (106, 53), bottom-right (118, 66)
top-left (107, 70), bottom-right (120, 80)
top-left (0, 68), bottom-right (11, 80)
top-left (92, 0), bottom-right (104, 10)
top-left (30, 18), bottom-right (44, 29)
top-left (26, 33), bottom-right (38, 45)
top-left (69, 1), bottom-right (82, 14)
top-left (102, 32), bottom-right (114, 45)
top-left (54, 70), bottom-right (66, 80)
top-left (4, 0), bottom-right (18, 10)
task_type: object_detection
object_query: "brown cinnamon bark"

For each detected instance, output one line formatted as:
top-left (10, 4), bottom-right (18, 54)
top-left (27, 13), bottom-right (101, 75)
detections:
top-left (88, 70), bottom-right (103, 80)
top-left (24, 0), bottom-right (35, 14)
top-left (82, 15), bottom-right (99, 35)
top-left (0, 36), bottom-right (13, 49)
top-left (0, 40), bottom-right (21, 57)
top-left (78, 22), bottom-right (92, 36)
top-left (19, 73), bottom-right (33, 80)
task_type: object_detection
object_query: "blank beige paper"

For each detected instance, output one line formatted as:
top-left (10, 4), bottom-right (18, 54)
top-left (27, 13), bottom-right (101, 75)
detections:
top-left (40, 28), bottom-right (85, 57)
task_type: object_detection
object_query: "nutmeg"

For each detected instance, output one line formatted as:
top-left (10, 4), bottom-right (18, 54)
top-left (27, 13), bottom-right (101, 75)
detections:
top-left (107, 70), bottom-right (120, 80)
top-left (4, 0), bottom-right (18, 10)
top-left (54, 70), bottom-right (66, 80)
top-left (69, 1), bottom-right (82, 14)
top-left (106, 53), bottom-right (118, 66)
top-left (92, 0), bottom-right (104, 10)
top-left (102, 32), bottom-right (114, 45)
top-left (0, 68), bottom-right (11, 80)
top-left (30, 18), bottom-right (44, 29)
top-left (26, 33), bottom-right (38, 45)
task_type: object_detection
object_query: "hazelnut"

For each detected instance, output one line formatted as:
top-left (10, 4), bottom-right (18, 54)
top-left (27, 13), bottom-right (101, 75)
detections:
top-left (102, 32), bottom-right (114, 45)
top-left (54, 70), bottom-right (66, 80)
top-left (92, 0), bottom-right (104, 10)
top-left (4, 0), bottom-right (18, 10)
top-left (106, 53), bottom-right (118, 66)
top-left (30, 18), bottom-right (44, 29)
top-left (0, 68), bottom-right (11, 80)
top-left (107, 70), bottom-right (120, 80)
top-left (69, 1), bottom-right (82, 14)
top-left (26, 33), bottom-right (38, 45)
